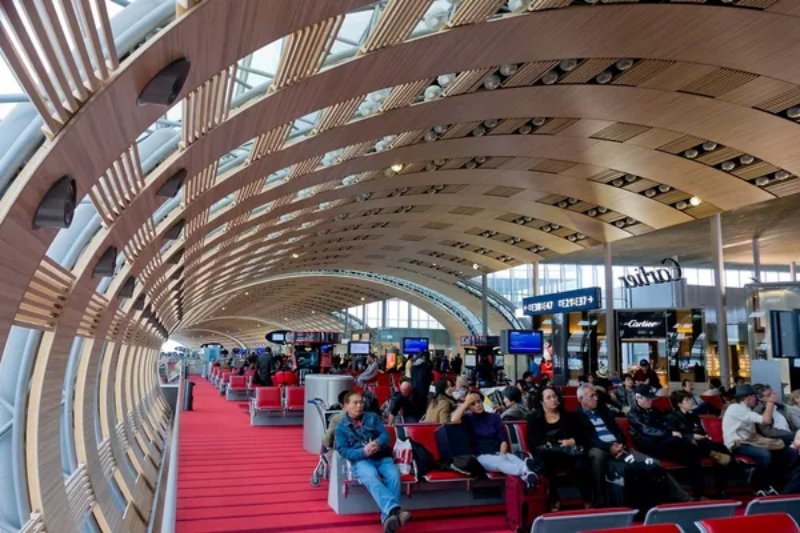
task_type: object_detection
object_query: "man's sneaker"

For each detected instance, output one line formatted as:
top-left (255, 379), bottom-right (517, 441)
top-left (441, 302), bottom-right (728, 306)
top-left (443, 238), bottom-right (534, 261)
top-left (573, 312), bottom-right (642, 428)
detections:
top-left (524, 471), bottom-right (539, 491)
top-left (382, 514), bottom-right (400, 533)
top-left (397, 510), bottom-right (412, 526)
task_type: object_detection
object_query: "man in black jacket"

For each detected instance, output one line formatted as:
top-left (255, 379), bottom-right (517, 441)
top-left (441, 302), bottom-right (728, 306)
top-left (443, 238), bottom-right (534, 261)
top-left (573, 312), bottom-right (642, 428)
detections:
top-left (628, 385), bottom-right (706, 498)
top-left (575, 384), bottom-right (690, 507)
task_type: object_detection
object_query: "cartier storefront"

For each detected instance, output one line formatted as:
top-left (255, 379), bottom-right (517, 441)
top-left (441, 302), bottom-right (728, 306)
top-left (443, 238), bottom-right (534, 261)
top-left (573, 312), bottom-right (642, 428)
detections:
top-left (616, 308), bottom-right (706, 388)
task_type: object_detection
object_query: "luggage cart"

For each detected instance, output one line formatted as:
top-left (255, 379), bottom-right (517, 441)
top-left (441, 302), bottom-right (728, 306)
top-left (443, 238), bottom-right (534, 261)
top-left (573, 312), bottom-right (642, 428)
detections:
top-left (308, 398), bottom-right (342, 486)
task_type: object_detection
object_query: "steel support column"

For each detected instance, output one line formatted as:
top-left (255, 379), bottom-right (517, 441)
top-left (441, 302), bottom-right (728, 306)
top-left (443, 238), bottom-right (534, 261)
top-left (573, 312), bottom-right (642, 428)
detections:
top-left (711, 214), bottom-right (731, 387)
top-left (603, 244), bottom-right (617, 376)
top-left (791, 262), bottom-right (797, 282)
top-left (481, 273), bottom-right (489, 337)
top-left (752, 238), bottom-right (761, 282)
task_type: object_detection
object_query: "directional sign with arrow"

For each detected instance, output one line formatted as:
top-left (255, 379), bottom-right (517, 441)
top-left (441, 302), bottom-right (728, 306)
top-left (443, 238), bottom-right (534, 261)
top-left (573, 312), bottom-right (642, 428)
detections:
top-left (522, 287), bottom-right (602, 316)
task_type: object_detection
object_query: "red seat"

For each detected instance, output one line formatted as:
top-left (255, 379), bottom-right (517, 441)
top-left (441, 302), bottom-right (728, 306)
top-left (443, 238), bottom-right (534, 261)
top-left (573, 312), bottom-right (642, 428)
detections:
top-left (704, 395), bottom-right (723, 412)
top-left (400, 424), bottom-right (471, 484)
top-left (254, 387), bottom-right (282, 410)
top-left (283, 371), bottom-right (299, 386)
top-left (221, 371), bottom-right (231, 385)
top-left (504, 421), bottom-right (530, 455)
top-left (614, 418), bottom-right (636, 449)
top-left (531, 507), bottom-right (638, 533)
top-left (228, 375), bottom-right (246, 391)
top-left (701, 416), bottom-right (755, 465)
top-left (561, 386), bottom-right (578, 396)
top-left (586, 525), bottom-right (682, 533)
top-left (746, 495), bottom-right (800, 525)
top-left (563, 395), bottom-right (579, 412)
top-left (285, 386), bottom-right (305, 410)
top-left (653, 396), bottom-right (672, 413)
top-left (696, 513), bottom-right (800, 533)
top-left (375, 372), bottom-right (392, 387)
top-left (644, 500), bottom-right (741, 531)
top-left (375, 386), bottom-right (392, 407)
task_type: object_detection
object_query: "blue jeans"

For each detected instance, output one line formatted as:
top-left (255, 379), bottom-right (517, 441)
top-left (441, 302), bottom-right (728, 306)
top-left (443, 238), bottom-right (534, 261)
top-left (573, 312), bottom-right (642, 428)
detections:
top-left (736, 444), bottom-right (798, 490)
top-left (353, 456), bottom-right (401, 522)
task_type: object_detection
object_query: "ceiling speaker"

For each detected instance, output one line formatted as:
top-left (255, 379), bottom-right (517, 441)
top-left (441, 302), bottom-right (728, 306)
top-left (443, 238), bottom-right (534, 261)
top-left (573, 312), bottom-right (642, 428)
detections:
top-left (137, 58), bottom-right (191, 107)
top-left (157, 169), bottom-right (187, 197)
top-left (33, 176), bottom-right (76, 229)
top-left (120, 276), bottom-right (135, 298)
top-left (164, 219), bottom-right (185, 240)
top-left (92, 246), bottom-right (117, 277)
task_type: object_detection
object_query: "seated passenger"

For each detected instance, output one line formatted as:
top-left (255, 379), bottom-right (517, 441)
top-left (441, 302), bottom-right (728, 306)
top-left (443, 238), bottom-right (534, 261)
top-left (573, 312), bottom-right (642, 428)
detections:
top-left (614, 373), bottom-right (637, 413)
top-left (334, 391), bottom-right (411, 532)
top-left (387, 380), bottom-right (425, 425)
top-left (424, 378), bottom-right (455, 424)
top-left (628, 384), bottom-right (707, 498)
top-left (452, 375), bottom-right (470, 402)
top-left (783, 430), bottom-right (800, 494)
top-left (723, 384), bottom-right (798, 495)
top-left (702, 378), bottom-right (726, 397)
top-left (668, 390), bottom-right (733, 497)
top-left (500, 386), bottom-right (531, 421)
top-left (574, 384), bottom-right (690, 508)
top-left (451, 392), bottom-right (539, 488)
top-left (754, 384), bottom-right (798, 441)
top-left (681, 379), bottom-right (720, 416)
top-left (526, 386), bottom-right (591, 510)
top-left (356, 354), bottom-right (380, 387)
top-left (323, 390), bottom-right (351, 450)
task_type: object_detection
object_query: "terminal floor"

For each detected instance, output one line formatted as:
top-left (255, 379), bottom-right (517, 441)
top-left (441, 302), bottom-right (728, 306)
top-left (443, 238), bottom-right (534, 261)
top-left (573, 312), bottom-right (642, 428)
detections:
top-left (177, 379), bottom-right (509, 532)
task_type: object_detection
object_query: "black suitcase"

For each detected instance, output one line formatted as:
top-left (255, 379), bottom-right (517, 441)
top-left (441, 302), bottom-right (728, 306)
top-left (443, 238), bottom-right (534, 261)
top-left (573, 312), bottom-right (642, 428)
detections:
top-left (434, 423), bottom-right (473, 464)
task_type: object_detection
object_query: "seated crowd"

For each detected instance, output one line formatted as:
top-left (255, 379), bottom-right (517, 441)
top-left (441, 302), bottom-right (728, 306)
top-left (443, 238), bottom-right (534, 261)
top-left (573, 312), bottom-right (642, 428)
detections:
top-left (330, 358), bottom-right (800, 532)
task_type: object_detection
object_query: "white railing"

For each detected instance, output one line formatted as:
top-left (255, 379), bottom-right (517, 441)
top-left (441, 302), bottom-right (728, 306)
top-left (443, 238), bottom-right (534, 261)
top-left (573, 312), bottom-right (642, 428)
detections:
top-left (159, 362), bottom-right (184, 533)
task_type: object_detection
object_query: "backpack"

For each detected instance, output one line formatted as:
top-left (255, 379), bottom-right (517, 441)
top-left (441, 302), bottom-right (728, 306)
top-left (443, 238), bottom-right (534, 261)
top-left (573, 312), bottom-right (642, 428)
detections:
top-left (409, 438), bottom-right (436, 477)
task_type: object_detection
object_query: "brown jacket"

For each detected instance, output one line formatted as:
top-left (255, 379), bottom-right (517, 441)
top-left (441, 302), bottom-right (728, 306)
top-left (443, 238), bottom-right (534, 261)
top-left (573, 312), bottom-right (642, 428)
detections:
top-left (425, 396), bottom-right (455, 424)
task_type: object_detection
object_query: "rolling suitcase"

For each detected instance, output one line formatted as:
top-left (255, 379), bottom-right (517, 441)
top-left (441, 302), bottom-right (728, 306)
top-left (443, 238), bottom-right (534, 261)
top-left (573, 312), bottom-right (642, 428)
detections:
top-left (505, 475), bottom-right (548, 533)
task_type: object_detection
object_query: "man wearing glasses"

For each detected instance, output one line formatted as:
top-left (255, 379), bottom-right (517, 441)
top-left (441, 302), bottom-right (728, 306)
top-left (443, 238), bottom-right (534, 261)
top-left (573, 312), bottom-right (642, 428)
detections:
top-left (335, 391), bottom-right (411, 532)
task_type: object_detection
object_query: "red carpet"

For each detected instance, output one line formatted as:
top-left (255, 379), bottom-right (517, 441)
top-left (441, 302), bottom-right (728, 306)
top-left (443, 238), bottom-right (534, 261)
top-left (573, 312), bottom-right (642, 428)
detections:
top-left (177, 379), bottom-right (509, 532)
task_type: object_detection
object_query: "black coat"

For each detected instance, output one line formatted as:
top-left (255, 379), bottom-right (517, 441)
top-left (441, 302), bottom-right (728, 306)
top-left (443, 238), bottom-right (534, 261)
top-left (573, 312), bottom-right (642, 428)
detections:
top-left (667, 409), bottom-right (706, 442)
top-left (573, 406), bottom-right (625, 452)
top-left (628, 405), bottom-right (670, 447)
top-left (526, 410), bottom-right (583, 450)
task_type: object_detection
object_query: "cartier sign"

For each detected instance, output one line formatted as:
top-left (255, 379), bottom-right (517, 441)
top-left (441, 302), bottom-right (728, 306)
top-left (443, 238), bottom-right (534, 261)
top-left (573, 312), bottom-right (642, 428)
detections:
top-left (619, 258), bottom-right (683, 289)
top-left (618, 311), bottom-right (668, 339)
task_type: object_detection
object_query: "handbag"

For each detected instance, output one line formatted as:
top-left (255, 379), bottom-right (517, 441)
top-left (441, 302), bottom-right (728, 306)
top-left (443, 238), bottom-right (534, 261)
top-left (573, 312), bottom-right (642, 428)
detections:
top-left (537, 441), bottom-right (585, 457)
top-left (744, 433), bottom-right (785, 450)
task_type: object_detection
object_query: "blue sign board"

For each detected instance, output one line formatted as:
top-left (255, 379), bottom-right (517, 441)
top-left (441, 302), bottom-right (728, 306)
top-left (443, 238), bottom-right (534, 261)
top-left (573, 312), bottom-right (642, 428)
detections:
top-left (522, 287), bottom-right (602, 316)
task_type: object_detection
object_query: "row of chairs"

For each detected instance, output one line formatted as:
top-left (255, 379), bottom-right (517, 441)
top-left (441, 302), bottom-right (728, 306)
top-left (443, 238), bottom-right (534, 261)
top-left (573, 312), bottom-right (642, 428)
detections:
top-left (558, 389), bottom-right (723, 414)
top-left (250, 386), bottom-right (305, 425)
top-left (530, 505), bottom-right (799, 533)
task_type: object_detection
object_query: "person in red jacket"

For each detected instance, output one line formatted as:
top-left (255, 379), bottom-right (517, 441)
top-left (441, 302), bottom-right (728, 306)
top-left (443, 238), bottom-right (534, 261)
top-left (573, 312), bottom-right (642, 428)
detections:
top-left (539, 344), bottom-right (555, 380)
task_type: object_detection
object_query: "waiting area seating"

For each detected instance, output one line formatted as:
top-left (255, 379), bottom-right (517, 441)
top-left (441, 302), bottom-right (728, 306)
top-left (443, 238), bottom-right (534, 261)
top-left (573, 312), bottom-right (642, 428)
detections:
top-left (745, 494), bottom-right (800, 525)
top-left (530, 507), bottom-right (637, 533)
top-left (643, 500), bottom-right (740, 531)
top-left (695, 513), bottom-right (799, 533)
top-left (249, 385), bottom-right (305, 426)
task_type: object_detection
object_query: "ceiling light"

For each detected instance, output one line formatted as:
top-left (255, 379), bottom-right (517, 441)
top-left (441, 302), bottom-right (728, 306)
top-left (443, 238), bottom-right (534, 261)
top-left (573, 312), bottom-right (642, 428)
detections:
top-left (222, 307), bottom-right (226, 310)
top-left (472, 263), bottom-right (480, 270)
top-left (689, 196), bottom-right (702, 207)
top-left (483, 119), bottom-right (499, 128)
top-left (245, 292), bottom-right (249, 295)
top-left (541, 71), bottom-right (559, 85)
top-left (625, 217), bottom-right (635, 224)
top-left (774, 170), bottom-right (790, 181)
top-left (483, 74), bottom-right (501, 90)
top-left (786, 106), bottom-right (800, 119)
top-left (675, 201), bottom-right (688, 210)
top-left (595, 71), bottom-right (613, 84)
top-left (616, 58), bottom-right (634, 71)
top-left (551, 224), bottom-right (561, 230)
top-left (433, 124), bottom-right (449, 134)
top-left (475, 156), bottom-right (487, 163)
top-left (739, 154), bottom-right (755, 165)
top-left (559, 59), bottom-right (578, 72)
top-left (568, 235), bottom-right (577, 242)
top-left (558, 201), bottom-right (568, 208)
top-left (437, 73), bottom-right (456, 88)
top-left (292, 253), bottom-right (299, 258)
top-left (424, 130), bottom-right (438, 142)
top-left (500, 64), bottom-right (518, 77)
top-left (720, 161), bottom-right (736, 171)
top-left (391, 163), bottom-right (403, 172)
top-left (360, 297), bottom-right (365, 301)
top-left (755, 176), bottom-right (770, 186)
top-left (465, 160), bottom-right (477, 169)
top-left (701, 141), bottom-right (717, 152)
top-left (531, 117), bottom-right (546, 126)
top-left (517, 124), bottom-right (533, 134)
top-left (657, 184), bottom-right (671, 193)
top-left (644, 189), bottom-right (657, 198)
top-left (425, 162), bottom-right (437, 171)
top-left (614, 220), bottom-right (626, 228)
top-left (472, 125), bottom-right (487, 137)
top-left (424, 85), bottom-right (443, 101)
top-left (611, 179), bottom-right (624, 187)
top-left (542, 225), bottom-right (552, 232)
top-left (684, 149), bottom-right (699, 159)
top-left (597, 207), bottom-right (608, 214)
top-left (624, 174), bottom-right (636, 183)
top-left (567, 198), bottom-right (578, 205)
top-left (587, 209), bottom-right (597, 217)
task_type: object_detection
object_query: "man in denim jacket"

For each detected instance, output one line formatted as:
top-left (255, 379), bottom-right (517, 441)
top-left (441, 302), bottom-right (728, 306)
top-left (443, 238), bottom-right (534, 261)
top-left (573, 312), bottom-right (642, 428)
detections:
top-left (335, 391), bottom-right (411, 532)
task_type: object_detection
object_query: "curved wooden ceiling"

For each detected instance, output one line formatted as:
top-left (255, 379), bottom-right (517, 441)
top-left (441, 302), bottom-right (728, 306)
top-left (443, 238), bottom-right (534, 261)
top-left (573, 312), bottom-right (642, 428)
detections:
top-left (3, 0), bottom-right (800, 351)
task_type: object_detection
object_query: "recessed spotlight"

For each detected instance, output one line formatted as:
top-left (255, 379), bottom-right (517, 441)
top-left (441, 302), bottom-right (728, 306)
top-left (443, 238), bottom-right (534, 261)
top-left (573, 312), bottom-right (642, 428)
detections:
top-left (559, 59), bottom-right (578, 72)
top-left (595, 71), bottom-right (613, 84)
top-left (517, 124), bottom-right (533, 134)
top-left (720, 161), bottom-right (736, 172)
top-left (531, 117), bottom-right (547, 127)
top-left (360, 297), bottom-right (365, 301)
top-left (644, 189), bottom-right (657, 198)
top-left (689, 196), bottom-right (702, 207)
top-left (611, 179), bottom-right (624, 187)
top-left (245, 292), bottom-right (249, 295)
top-left (424, 130), bottom-right (438, 142)
top-left (774, 170), bottom-right (790, 181)
top-left (786, 106), bottom-right (800, 119)
top-left (616, 58), bottom-right (634, 71)
top-left (684, 149), bottom-right (699, 159)
top-left (391, 163), bottom-right (403, 172)
top-left (701, 141), bottom-right (717, 152)
top-left (658, 184), bottom-right (671, 193)
top-left (433, 124), bottom-right (449, 134)
top-left (483, 74), bottom-right (501, 90)
top-left (739, 155), bottom-right (755, 165)
top-left (755, 176), bottom-right (770, 186)
top-left (499, 64), bottom-right (518, 77)
top-left (292, 253), bottom-right (299, 258)
top-left (675, 201), bottom-right (689, 210)
top-left (472, 263), bottom-right (480, 270)
top-left (472, 125), bottom-right (487, 136)
top-left (541, 71), bottom-right (559, 85)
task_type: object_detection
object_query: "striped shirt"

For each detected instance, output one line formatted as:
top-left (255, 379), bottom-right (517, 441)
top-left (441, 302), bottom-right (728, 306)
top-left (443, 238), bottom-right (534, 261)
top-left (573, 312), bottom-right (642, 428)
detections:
top-left (585, 409), bottom-right (617, 443)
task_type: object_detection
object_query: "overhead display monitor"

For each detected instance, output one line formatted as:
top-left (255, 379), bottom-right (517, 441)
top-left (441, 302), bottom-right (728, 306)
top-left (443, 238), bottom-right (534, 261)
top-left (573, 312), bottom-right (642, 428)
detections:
top-left (348, 341), bottom-right (371, 355)
top-left (507, 330), bottom-right (543, 354)
top-left (402, 337), bottom-right (429, 354)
